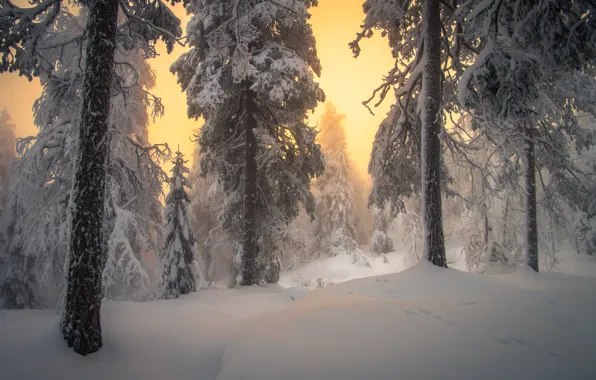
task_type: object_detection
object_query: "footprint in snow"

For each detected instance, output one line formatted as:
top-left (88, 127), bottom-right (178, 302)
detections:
top-left (494, 337), bottom-right (560, 358)
top-left (418, 308), bottom-right (432, 315)
top-left (404, 310), bottom-right (419, 315)
top-left (456, 301), bottom-right (477, 306)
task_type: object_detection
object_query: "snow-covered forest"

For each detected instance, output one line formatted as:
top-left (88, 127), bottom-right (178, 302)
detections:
top-left (1, 0), bottom-right (596, 378)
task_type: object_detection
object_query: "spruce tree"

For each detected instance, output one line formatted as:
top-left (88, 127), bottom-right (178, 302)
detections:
top-left (351, 0), bottom-right (477, 268)
top-left (160, 151), bottom-right (198, 299)
top-left (458, 0), bottom-right (596, 272)
top-left (313, 103), bottom-right (369, 266)
top-left (0, 107), bottom-right (15, 215)
top-left (171, 0), bottom-right (325, 286)
top-left (1, 0), bottom-right (185, 355)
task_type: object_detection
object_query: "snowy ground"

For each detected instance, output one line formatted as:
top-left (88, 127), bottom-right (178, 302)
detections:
top-left (2, 249), bottom-right (596, 380)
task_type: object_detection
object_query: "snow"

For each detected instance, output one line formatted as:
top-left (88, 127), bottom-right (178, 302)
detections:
top-left (2, 250), bottom-right (596, 380)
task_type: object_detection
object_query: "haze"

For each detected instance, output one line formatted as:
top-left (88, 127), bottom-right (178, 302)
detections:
top-left (0, 0), bottom-right (394, 175)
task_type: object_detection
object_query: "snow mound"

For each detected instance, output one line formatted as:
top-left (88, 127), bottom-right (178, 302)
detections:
top-left (279, 251), bottom-right (409, 288)
top-left (217, 264), bottom-right (596, 380)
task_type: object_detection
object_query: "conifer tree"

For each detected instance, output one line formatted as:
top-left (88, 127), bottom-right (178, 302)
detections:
top-left (160, 151), bottom-right (199, 299)
top-left (171, 0), bottom-right (325, 286)
top-left (458, 0), bottom-right (596, 272)
top-left (313, 103), bottom-right (369, 266)
top-left (351, 0), bottom-right (477, 268)
top-left (0, 107), bottom-right (15, 215)
top-left (0, 0), bottom-right (185, 355)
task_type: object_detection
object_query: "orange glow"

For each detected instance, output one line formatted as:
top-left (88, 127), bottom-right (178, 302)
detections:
top-left (0, 1), bottom-right (395, 176)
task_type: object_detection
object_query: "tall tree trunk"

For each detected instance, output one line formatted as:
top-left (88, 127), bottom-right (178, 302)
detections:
top-left (61, 0), bottom-right (118, 356)
top-left (524, 131), bottom-right (539, 272)
top-left (481, 172), bottom-right (489, 247)
top-left (420, 0), bottom-right (447, 267)
top-left (241, 87), bottom-right (259, 286)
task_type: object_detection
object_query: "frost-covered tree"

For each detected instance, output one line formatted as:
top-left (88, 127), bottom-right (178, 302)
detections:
top-left (0, 9), bottom-right (170, 307)
top-left (171, 0), bottom-right (325, 286)
top-left (160, 151), bottom-right (198, 298)
top-left (0, 0), bottom-right (184, 354)
top-left (313, 103), bottom-right (369, 266)
top-left (351, 0), bottom-right (478, 267)
top-left (0, 107), bottom-right (15, 215)
top-left (371, 204), bottom-right (393, 255)
top-left (458, 0), bottom-right (596, 272)
top-left (188, 144), bottom-right (235, 287)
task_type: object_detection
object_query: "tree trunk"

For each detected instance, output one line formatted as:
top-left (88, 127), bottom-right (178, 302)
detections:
top-left (420, 0), bottom-right (447, 267)
top-left (481, 174), bottom-right (489, 247)
top-left (524, 131), bottom-right (539, 272)
top-left (241, 87), bottom-right (260, 286)
top-left (61, 0), bottom-right (118, 356)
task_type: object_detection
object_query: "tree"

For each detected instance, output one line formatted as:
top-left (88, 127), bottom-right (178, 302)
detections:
top-left (171, 0), bottom-right (325, 286)
top-left (351, 0), bottom-right (477, 267)
top-left (188, 144), bottom-right (235, 287)
top-left (313, 102), bottom-right (369, 266)
top-left (160, 151), bottom-right (199, 298)
top-left (0, 8), bottom-right (171, 307)
top-left (0, 107), bottom-right (15, 215)
top-left (458, 0), bottom-right (596, 272)
top-left (371, 205), bottom-right (393, 255)
top-left (0, 0), bottom-right (185, 355)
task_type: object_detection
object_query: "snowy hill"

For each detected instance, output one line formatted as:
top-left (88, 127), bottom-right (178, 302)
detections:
top-left (2, 258), bottom-right (596, 379)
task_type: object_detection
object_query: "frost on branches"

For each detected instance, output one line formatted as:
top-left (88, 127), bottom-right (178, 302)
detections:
top-left (0, 108), bottom-right (15, 215)
top-left (458, 0), bottom-right (596, 272)
top-left (171, 0), bottom-right (325, 286)
top-left (159, 151), bottom-right (199, 299)
top-left (189, 147), bottom-right (236, 287)
top-left (0, 7), bottom-right (173, 308)
top-left (351, 0), bottom-right (477, 267)
top-left (313, 103), bottom-right (370, 266)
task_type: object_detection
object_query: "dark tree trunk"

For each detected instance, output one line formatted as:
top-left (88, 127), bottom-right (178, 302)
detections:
top-left (241, 87), bottom-right (259, 286)
top-left (421, 0), bottom-right (447, 268)
top-left (524, 131), bottom-right (539, 272)
top-left (61, 0), bottom-right (119, 356)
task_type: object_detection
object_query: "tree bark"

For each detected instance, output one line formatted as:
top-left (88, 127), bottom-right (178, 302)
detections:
top-left (61, 0), bottom-right (118, 356)
top-left (241, 86), bottom-right (260, 286)
top-left (524, 131), bottom-right (539, 272)
top-left (421, 0), bottom-right (447, 267)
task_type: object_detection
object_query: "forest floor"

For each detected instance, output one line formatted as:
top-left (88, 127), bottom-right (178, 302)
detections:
top-left (1, 248), bottom-right (596, 380)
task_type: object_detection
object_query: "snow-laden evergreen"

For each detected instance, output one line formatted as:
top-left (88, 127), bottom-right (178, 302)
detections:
top-left (351, 0), bottom-right (477, 267)
top-left (1, 0), bottom-right (185, 354)
top-left (171, 0), bottom-right (325, 286)
top-left (0, 107), bottom-right (15, 215)
top-left (188, 145), bottom-right (235, 287)
top-left (371, 205), bottom-right (393, 255)
top-left (313, 103), bottom-right (369, 266)
top-left (160, 151), bottom-right (199, 299)
top-left (458, 0), bottom-right (596, 272)
top-left (0, 9), bottom-right (170, 307)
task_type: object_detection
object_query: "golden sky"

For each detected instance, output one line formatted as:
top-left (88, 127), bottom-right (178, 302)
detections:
top-left (0, 0), bottom-right (394, 175)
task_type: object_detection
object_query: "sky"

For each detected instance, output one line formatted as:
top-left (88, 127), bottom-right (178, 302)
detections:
top-left (0, 0), bottom-right (395, 175)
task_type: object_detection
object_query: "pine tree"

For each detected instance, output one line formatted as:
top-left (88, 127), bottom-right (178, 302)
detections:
top-left (458, 0), bottom-right (596, 272)
top-left (171, 0), bottom-right (325, 286)
top-left (188, 145), bottom-right (235, 287)
top-left (0, 9), bottom-right (171, 307)
top-left (371, 205), bottom-right (393, 255)
top-left (351, 0), bottom-right (477, 268)
top-left (160, 151), bottom-right (198, 299)
top-left (1, 0), bottom-right (185, 355)
top-left (313, 103), bottom-right (369, 266)
top-left (0, 107), bottom-right (15, 215)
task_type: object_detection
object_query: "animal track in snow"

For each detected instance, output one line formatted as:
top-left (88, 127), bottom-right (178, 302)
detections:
top-left (456, 300), bottom-right (477, 306)
top-left (494, 336), bottom-right (560, 358)
top-left (402, 308), bottom-right (456, 326)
